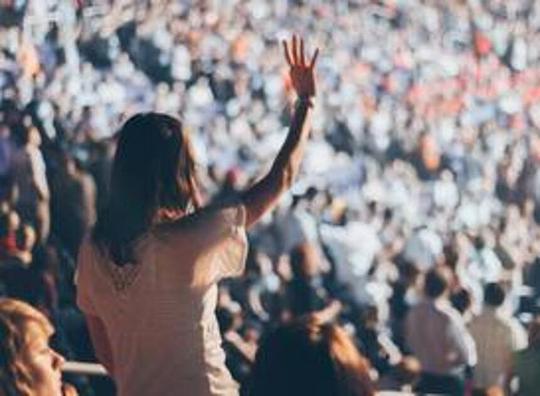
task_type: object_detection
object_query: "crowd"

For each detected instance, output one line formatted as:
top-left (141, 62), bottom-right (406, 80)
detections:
top-left (1, 0), bottom-right (540, 395)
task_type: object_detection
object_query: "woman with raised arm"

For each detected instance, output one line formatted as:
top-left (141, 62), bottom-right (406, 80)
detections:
top-left (75, 36), bottom-right (318, 396)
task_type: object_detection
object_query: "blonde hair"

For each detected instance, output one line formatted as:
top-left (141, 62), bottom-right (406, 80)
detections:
top-left (0, 299), bottom-right (53, 396)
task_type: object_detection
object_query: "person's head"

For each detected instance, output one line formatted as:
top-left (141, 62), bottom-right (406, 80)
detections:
top-left (484, 282), bottom-right (506, 308)
top-left (250, 317), bottom-right (374, 396)
top-left (451, 287), bottom-right (472, 315)
top-left (93, 112), bottom-right (202, 265)
top-left (423, 267), bottom-right (451, 300)
top-left (0, 298), bottom-right (65, 396)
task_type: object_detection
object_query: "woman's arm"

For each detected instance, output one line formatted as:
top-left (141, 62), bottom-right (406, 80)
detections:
top-left (84, 314), bottom-right (115, 376)
top-left (242, 36), bottom-right (319, 228)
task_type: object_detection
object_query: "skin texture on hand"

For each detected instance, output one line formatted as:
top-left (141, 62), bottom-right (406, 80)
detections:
top-left (241, 35), bottom-right (319, 228)
top-left (282, 35), bottom-right (319, 98)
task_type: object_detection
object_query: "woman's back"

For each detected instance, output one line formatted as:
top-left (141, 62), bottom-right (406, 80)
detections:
top-left (77, 206), bottom-right (247, 396)
top-left (77, 37), bottom-right (319, 396)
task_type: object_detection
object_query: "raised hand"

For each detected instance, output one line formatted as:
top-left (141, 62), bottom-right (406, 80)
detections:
top-left (283, 35), bottom-right (319, 99)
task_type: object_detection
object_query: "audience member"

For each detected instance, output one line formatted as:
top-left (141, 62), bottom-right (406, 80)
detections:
top-left (0, 1), bottom-right (540, 394)
top-left (249, 316), bottom-right (375, 396)
top-left (469, 282), bottom-right (528, 391)
top-left (0, 298), bottom-right (77, 396)
top-left (405, 267), bottom-right (477, 395)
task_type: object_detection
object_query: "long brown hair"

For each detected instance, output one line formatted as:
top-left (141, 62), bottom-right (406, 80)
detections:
top-left (0, 299), bottom-right (54, 396)
top-left (250, 316), bottom-right (375, 396)
top-left (92, 113), bottom-right (202, 266)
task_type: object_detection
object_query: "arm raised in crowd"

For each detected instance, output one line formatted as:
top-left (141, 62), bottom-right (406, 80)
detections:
top-left (242, 35), bottom-right (319, 228)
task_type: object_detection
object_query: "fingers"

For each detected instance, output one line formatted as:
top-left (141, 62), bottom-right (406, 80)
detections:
top-left (310, 48), bottom-right (319, 69)
top-left (300, 38), bottom-right (306, 67)
top-left (283, 35), bottom-right (319, 69)
top-left (292, 35), bottom-right (298, 64)
top-left (282, 40), bottom-right (292, 66)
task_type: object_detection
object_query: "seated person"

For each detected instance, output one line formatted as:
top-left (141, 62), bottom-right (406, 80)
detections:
top-left (249, 316), bottom-right (374, 396)
top-left (0, 298), bottom-right (77, 396)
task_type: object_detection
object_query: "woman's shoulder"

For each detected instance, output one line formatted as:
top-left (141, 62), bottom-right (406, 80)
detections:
top-left (154, 203), bottom-right (246, 238)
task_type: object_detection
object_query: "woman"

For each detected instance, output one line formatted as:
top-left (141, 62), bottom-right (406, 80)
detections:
top-left (249, 316), bottom-right (375, 396)
top-left (76, 36), bottom-right (318, 396)
top-left (0, 298), bottom-right (75, 396)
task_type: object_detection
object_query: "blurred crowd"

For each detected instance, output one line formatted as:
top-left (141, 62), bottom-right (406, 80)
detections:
top-left (1, 0), bottom-right (540, 395)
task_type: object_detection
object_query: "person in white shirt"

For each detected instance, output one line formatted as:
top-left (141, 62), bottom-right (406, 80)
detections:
top-left (468, 282), bottom-right (528, 391)
top-left (77, 36), bottom-right (319, 396)
top-left (405, 267), bottom-right (477, 396)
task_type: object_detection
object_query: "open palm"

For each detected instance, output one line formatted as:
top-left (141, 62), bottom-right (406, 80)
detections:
top-left (283, 35), bottom-right (319, 98)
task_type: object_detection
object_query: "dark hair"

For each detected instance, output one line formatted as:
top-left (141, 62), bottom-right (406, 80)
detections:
top-left (424, 267), bottom-right (450, 299)
top-left (249, 317), bottom-right (374, 396)
top-left (0, 212), bottom-right (10, 238)
top-left (216, 307), bottom-right (234, 333)
top-left (451, 287), bottom-right (472, 314)
top-left (484, 282), bottom-right (505, 307)
top-left (93, 113), bottom-right (202, 266)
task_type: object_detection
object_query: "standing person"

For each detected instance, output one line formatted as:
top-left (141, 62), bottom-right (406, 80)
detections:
top-left (405, 267), bottom-right (477, 396)
top-left (468, 282), bottom-right (527, 392)
top-left (76, 36), bottom-right (318, 396)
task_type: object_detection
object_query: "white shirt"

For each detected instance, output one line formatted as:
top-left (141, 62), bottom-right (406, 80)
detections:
top-left (76, 206), bottom-right (247, 396)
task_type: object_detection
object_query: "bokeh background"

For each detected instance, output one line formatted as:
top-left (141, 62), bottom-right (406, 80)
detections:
top-left (1, 1), bottom-right (540, 395)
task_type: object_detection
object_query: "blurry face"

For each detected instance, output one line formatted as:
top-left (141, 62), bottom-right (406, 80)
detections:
top-left (22, 324), bottom-right (65, 396)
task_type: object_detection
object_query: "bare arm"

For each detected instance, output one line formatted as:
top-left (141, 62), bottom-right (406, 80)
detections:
top-left (84, 314), bottom-right (115, 376)
top-left (242, 99), bottom-right (312, 227)
top-left (242, 36), bottom-right (319, 228)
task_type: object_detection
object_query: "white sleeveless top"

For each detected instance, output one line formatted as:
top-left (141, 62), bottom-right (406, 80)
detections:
top-left (76, 206), bottom-right (247, 396)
